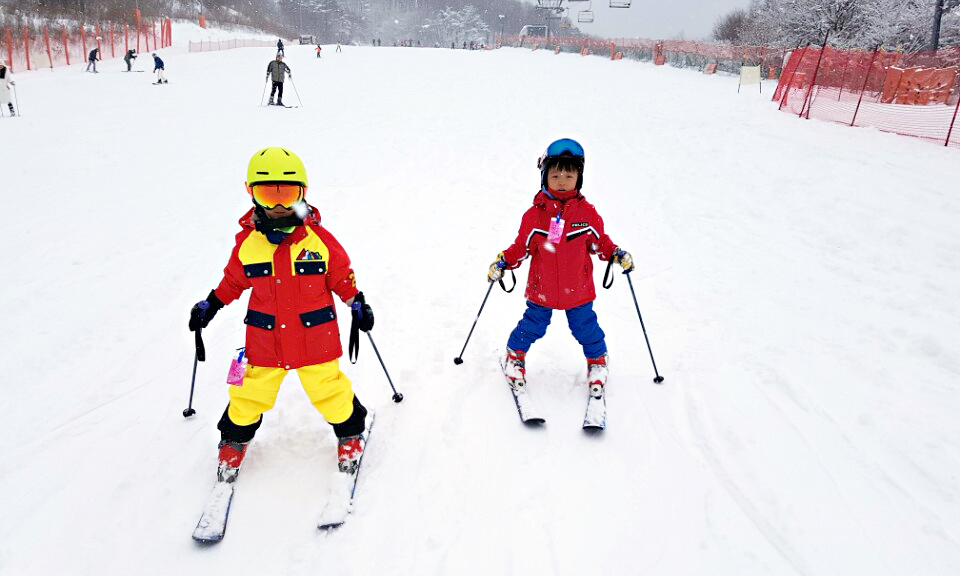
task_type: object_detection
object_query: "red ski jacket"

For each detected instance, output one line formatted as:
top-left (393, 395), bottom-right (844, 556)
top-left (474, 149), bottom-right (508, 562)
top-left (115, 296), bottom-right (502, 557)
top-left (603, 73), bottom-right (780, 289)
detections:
top-left (501, 191), bottom-right (619, 310)
top-left (213, 206), bottom-right (359, 370)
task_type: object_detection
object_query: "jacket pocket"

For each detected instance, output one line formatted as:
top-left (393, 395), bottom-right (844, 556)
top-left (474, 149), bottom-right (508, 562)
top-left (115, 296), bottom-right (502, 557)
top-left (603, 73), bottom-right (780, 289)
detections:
top-left (243, 262), bottom-right (273, 279)
top-left (244, 309), bottom-right (276, 330)
top-left (300, 306), bottom-right (336, 327)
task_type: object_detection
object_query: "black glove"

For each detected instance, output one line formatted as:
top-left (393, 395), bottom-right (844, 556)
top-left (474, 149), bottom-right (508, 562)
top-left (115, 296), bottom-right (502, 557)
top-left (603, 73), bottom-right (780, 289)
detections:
top-left (189, 290), bottom-right (224, 331)
top-left (351, 291), bottom-right (374, 332)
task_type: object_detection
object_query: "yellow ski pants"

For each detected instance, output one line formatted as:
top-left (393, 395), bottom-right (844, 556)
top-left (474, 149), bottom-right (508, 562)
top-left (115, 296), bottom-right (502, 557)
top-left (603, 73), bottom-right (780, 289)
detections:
top-left (226, 359), bottom-right (355, 427)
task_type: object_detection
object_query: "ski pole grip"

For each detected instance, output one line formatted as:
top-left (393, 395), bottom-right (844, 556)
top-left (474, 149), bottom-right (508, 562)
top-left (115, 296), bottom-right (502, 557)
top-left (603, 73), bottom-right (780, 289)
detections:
top-left (194, 328), bottom-right (206, 362)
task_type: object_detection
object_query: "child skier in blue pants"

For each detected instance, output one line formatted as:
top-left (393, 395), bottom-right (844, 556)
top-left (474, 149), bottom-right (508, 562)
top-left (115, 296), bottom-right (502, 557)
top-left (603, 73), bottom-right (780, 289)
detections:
top-left (488, 138), bottom-right (634, 400)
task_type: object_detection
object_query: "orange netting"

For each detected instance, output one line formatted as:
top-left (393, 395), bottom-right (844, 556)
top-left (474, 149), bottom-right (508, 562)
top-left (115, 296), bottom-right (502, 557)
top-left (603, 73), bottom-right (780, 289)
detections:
top-left (774, 46), bottom-right (960, 147)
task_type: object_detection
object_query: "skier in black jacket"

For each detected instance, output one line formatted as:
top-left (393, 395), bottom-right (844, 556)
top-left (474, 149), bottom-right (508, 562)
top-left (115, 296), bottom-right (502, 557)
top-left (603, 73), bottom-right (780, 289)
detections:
top-left (124, 49), bottom-right (137, 72)
top-left (85, 47), bottom-right (99, 73)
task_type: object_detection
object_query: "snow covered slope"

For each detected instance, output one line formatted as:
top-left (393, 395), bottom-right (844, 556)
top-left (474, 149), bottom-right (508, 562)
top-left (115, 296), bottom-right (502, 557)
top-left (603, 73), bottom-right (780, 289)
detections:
top-left (1, 38), bottom-right (958, 576)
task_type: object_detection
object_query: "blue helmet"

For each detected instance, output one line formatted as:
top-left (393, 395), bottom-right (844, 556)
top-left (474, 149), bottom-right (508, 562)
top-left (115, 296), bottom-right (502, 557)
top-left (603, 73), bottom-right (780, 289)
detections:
top-left (538, 138), bottom-right (585, 190)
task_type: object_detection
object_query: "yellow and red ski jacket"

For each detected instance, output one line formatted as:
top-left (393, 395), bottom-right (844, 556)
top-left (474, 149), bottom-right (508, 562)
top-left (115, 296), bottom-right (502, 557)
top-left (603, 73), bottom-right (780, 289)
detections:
top-left (213, 205), bottom-right (358, 369)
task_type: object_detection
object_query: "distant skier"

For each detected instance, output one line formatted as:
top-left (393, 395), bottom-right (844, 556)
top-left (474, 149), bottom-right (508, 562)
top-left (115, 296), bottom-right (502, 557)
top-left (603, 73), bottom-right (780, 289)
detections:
top-left (187, 147), bottom-right (374, 483)
top-left (152, 53), bottom-right (167, 84)
top-left (316, 44), bottom-right (322, 58)
top-left (85, 47), bottom-right (100, 73)
top-left (266, 54), bottom-right (291, 106)
top-left (487, 138), bottom-right (634, 400)
top-left (277, 38), bottom-right (284, 57)
top-left (0, 61), bottom-right (15, 116)
top-left (124, 49), bottom-right (137, 72)
top-left (336, 43), bottom-right (342, 53)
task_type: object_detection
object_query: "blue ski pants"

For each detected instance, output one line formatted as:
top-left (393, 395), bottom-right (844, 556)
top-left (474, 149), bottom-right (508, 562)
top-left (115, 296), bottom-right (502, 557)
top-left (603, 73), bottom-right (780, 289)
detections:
top-left (507, 301), bottom-right (607, 358)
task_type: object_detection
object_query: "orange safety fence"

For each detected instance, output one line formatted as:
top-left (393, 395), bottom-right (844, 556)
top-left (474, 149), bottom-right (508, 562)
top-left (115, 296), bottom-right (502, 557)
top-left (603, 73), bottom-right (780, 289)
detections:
top-left (507, 36), bottom-right (786, 72)
top-left (774, 46), bottom-right (960, 147)
top-left (2, 18), bottom-right (172, 72)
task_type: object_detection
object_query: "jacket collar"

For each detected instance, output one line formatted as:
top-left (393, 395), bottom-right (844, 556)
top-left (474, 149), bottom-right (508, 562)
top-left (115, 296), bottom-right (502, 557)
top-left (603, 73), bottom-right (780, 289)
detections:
top-left (533, 189), bottom-right (583, 213)
top-left (240, 204), bottom-right (322, 242)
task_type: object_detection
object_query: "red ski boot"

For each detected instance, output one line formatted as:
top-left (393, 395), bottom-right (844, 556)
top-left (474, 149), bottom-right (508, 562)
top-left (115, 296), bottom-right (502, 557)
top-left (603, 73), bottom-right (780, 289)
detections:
top-left (501, 347), bottom-right (527, 390)
top-left (217, 440), bottom-right (248, 483)
top-left (586, 354), bottom-right (609, 399)
top-left (337, 435), bottom-right (364, 474)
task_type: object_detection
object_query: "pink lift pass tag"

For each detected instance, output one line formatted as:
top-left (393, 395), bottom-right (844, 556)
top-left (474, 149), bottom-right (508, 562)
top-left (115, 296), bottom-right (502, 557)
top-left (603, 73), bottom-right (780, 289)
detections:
top-left (226, 349), bottom-right (247, 386)
top-left (548, 215), bottom-right (564, 244)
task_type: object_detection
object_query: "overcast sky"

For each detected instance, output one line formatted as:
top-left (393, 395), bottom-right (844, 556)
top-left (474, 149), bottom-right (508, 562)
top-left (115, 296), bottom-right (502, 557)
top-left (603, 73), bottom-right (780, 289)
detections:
top-left (533, 0), bottom-right (751, 40)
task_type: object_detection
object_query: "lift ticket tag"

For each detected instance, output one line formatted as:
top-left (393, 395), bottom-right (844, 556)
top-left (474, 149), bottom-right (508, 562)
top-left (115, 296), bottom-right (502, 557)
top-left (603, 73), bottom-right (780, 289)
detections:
top-left (548, 214), bottom-right (564, 243)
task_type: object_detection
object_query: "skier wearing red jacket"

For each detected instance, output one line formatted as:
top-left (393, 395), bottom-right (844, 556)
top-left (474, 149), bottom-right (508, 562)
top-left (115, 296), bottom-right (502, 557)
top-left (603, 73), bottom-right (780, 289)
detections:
top-left (488, 138), bottom-right (634, 400)
top-left (188, 147), bottom-right (373, 483)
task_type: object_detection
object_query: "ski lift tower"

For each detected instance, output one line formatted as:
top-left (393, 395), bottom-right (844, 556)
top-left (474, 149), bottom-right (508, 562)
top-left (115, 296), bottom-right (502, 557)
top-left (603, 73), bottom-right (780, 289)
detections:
top-left (536, 0), bottom-right (566, 35)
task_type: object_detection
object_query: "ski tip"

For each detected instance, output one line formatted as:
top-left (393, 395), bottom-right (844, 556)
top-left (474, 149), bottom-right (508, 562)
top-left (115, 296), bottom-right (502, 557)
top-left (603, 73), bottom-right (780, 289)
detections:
top-left (582, 424), bottom-right (606, 434)
top-left (318, 522), bottom-right (344, 531)
top-left (523, 417), bottom-right (546, 426)
top-left (192, 534), bottom-right (225, 544)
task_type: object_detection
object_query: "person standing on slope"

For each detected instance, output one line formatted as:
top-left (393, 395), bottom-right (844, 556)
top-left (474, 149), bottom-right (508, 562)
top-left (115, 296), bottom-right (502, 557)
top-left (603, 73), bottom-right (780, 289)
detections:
top-left (488, 138), bottom-right (635, 401)
top-left (85, 47), bottom-right (100, 73)
top-left (124, 49), bottom-right (137, 72)
top-left (188, 147), bottom-right (374, 482)
top-left (266, 54), bottom-right (291, 106)
top-left (0, 61), bottom-right (15, 116)
top-left (152, 53), bottom-right (167, 84)
top-left (277, 38), bottom-right (285, 57)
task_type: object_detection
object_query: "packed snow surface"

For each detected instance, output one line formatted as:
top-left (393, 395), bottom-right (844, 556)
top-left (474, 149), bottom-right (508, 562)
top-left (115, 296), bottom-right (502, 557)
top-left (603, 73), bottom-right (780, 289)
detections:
top-left (1, 22), bottom-right (959, 576)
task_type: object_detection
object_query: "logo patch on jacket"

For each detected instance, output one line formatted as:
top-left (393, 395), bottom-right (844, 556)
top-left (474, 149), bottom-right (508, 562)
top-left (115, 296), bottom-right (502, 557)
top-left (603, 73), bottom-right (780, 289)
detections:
top-left (571, 222), bottom-right (590, 228)
top-left (296, 249), bottom-right (323, 261)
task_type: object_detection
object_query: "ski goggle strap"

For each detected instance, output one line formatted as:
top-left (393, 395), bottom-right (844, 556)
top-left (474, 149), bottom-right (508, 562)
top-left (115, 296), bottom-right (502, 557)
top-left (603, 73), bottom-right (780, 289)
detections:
top-left (538, 138), bottom-right (585, 169)
top-left (248, 183), bottom-right (304, 208)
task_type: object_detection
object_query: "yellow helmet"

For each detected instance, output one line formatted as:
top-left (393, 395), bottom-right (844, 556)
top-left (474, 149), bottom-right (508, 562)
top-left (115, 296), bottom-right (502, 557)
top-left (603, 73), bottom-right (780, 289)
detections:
top-left (245, 147), bottom-right (309, 191)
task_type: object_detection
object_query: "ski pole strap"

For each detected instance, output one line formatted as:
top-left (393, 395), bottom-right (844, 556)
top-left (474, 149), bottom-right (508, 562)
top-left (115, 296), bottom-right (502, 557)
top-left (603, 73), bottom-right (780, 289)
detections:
top-left (498, 268), bottom-right (516, 293)
top-left (194, 327), bottom-right (206, 362)
top-left (348, 301), bottom-right (361, 364)
top-left (603, 257), bottom-right (616, 289)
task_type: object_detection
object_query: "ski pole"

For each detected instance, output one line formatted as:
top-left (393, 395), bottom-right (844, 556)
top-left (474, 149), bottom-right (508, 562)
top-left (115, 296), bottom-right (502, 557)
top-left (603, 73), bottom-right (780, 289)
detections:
top-left (625, 272), bottom-right (665, 383)
top-left (289, 76), bottom-right (303, 107)
top-left (183, 349), bottom-right (199, 417)
top-left (366, 332), bottom-right (403, 403)
top-left (12, 84), bottom-right (20, 116)
top-left (453, 280), bottom-right (496, 365)
top-left (260, 77), bottom-right (268, 106)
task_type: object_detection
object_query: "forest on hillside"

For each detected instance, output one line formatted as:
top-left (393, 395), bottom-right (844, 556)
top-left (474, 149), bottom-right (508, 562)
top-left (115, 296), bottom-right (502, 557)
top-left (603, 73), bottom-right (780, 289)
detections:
top-left (713, 0), bottom-right (960, 52)
top-left (0, 0), bottom-right (576, 46)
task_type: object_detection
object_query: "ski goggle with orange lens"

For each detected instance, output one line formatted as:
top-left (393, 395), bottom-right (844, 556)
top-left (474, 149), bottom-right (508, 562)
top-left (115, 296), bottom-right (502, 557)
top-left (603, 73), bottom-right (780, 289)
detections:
top-left (248, 183), bottom-right (305, 208)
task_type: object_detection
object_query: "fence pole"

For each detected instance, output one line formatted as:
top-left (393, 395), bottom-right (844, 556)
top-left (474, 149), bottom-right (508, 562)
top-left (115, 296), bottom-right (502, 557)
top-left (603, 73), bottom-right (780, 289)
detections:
top-left (96, 24), bottom-right (101, 55)
top-left (778, 44), bottom-right (808, 110)
top-left (44, 27), bottom-right (52, 68)
top-left (110, 23), bottom-right (114, 58)
top-left (153, 21), bottom-right (157, 50)
top-left (850, 46), bottom-right (880, 127)
top-left (799, 31), bottom-right (830, 119)
top-left (23, 28), bottom-right (31, 70)
top-left (5, 29), bottom-right (12, 71)
top-left (125, 24), bottom-right (128, 54)
top-left (62, 25), bottom-right (69, 66)
top-left (81, 25), bottom-right (87, 60)
top-left (946, 91), bottom-right (960, 147)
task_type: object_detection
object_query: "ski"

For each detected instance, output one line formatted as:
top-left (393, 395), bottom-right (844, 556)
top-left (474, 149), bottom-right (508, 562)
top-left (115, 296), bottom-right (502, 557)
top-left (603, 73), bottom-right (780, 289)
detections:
top-left (192, 481), bottom-right (235, 543)
top-left (511, 386), bottom-right (546, 425)
top-left (318, 411), bottom-right (376, 530)
top-left (582, 393), bottom-right (606, 431)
